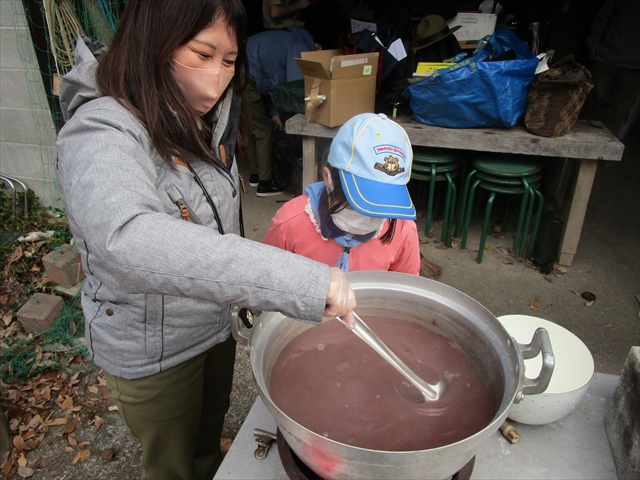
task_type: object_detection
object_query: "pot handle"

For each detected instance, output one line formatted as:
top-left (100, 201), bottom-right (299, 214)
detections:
top-left (515, 327), bottom-right (555, 401)
top-left (230, 305), bottom-right (254, 346)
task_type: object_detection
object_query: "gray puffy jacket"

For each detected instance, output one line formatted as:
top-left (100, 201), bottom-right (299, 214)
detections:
top-left (56, 38), bottom-right (330, 379)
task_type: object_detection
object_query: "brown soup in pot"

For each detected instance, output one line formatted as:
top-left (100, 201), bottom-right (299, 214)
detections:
top-left (269, 316), bottom-right (494, 451)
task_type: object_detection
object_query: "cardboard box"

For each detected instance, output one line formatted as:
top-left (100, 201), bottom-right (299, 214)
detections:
top-left (295, 49), bottom-right (379, 127)
top-left (447, 13), bottom-right (497, 42)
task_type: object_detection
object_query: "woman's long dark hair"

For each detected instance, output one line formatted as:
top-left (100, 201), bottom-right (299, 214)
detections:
top-left (326, 166), bottom-right (397, 245)
top-left (96, 0), bottom-right (249, 164)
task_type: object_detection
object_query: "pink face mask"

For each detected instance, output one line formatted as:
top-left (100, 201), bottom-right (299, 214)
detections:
top-left (171, 59), bottom-right (234, 115)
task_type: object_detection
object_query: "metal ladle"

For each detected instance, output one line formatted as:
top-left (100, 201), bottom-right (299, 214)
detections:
top-left (337, 312), bottom-right (447, 402)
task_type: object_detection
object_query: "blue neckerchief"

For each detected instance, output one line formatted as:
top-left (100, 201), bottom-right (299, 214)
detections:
top-left (305, 182), bottom-right (376, 272)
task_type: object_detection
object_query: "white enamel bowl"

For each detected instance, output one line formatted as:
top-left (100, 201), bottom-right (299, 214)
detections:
top-left (498, 314), bottom-right (595, 425)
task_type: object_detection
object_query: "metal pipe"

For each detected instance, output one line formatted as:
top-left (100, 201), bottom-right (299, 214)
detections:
top-left (0, 175), bottom-right (17, 218)
top-left (1, 174), bottom-right (29, 217)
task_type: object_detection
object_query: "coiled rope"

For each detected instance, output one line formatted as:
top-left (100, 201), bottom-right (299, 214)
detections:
top-left (43, 0), bottom-right (86, 76)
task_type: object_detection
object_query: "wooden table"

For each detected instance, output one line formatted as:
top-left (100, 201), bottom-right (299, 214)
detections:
top-left (285, 114), bottom-right (625, 266)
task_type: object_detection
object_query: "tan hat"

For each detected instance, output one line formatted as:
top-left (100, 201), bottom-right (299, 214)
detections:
top-left (414, 15), bottom-right (462, 51)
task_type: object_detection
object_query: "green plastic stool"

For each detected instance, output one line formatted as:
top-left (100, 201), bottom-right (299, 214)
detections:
top-left (457, 155), bottom-right (544, 263)
top-left (411, 169), bottom-right (460, 246)
top-left (411, 147), bottom-right (465, 246)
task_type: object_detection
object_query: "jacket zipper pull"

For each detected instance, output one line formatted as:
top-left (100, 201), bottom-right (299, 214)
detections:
top-left (176, 199), bottom-right (190, 222)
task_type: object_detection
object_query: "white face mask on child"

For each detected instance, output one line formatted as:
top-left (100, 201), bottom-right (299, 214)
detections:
top-left (326, 173), bottom-right (386, 235)
top-left (331, 208), bottom-right (386, 235)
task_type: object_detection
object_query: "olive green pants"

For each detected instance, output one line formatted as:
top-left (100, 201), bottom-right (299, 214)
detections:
top-left (246, 80), bottom-right (274, 181)
top-left (104, 336), bottom-right (236, 480)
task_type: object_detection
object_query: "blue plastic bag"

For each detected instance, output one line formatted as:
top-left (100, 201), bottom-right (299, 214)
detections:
top-left (403, 29), bottom-right (539, 128)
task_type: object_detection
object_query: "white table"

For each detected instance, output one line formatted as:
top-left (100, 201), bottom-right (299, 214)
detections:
top-left (285, 115), bottom-right (625, 266)
top-left (215, 372), bottom-right (620, 480)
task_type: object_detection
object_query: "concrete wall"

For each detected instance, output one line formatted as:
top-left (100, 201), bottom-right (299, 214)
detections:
top-left (1, 0), bottom-right (61, 209)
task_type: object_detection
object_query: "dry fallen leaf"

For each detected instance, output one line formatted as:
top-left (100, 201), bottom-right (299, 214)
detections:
top-left (544, 276), bottom-right (554, 283)
top-left (93, 416), bottom-right (105, 431)
top-left (45, 417), bottom-right (68, 427)
top-left (13, 435), bottom-right (25, 451)
top-left (72, 449), bottom-right (91, 464)
top-left (62, 416), bottom-right (79, 435)
top-left (1, 456), bottom-right (13, 476)
top-left (484, 246), bottom-right (497, 254)
top-left (88, 385), bottom-right (99, 394)
top-left (529, 297), bottom-right (540, 311)
top-left (17, 465), bottom-right (34, 478)
top-left (102, 448), bottom-right (115, 461)
top-left (570, 289), bottom-right (581, 297)
top-left (220, 438), bottom-right (233, 453)
top-left (17, 455), bottom-right (27, 467)
top-left (108, 405), bottom-right (119, 412)
top-left (59, 395), bottom-right (73, 411)
top-left (7, 248), bottom-right (23, 265)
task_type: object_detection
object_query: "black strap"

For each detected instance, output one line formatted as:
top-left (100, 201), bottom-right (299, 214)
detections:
top-left (187, 163), bottom-right (224, 235)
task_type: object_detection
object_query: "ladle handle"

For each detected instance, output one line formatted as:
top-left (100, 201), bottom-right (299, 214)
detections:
top-left (337, 313), bottom-right (446, 401)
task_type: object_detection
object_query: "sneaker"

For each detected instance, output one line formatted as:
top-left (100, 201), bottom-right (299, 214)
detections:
top-left (256, 179), bottom-right (285, 197)
top-left (249, 174), bottom-right (259, 187)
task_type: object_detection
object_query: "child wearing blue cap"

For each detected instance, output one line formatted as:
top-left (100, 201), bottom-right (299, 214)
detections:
top-left (263, 113), bottom-right (420, 273)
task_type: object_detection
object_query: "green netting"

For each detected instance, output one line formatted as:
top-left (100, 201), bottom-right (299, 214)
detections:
top-left (1, 186), bottom-right (84, 383)
top-left (0, 293), bottom-right (90, 383)
top-left (5, 1), bottom-right (127, 212)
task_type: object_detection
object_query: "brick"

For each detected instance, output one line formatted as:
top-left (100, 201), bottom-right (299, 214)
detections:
top-left (54, 280), bottom-right (84, 299)
top-left (16, 293), bottom-right (65, 333)
top-left (42, 244), bottom-right (85, 287)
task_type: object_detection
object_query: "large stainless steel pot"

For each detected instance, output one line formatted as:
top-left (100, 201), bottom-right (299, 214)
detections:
top-left (232, 271), bottom-right (554, 480)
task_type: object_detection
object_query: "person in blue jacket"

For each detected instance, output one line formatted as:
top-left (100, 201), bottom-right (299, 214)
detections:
top-left (245, 27), bottom-right (320, 196)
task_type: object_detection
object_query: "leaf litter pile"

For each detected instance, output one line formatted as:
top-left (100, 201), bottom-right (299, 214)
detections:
top-left (0, 190), bottom-right (132, 478)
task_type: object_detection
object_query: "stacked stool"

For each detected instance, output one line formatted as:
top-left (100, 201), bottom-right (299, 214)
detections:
top-left (410, 147), bottom-right (465, 247)
top-left (457, 154), bottom-right (544, 263)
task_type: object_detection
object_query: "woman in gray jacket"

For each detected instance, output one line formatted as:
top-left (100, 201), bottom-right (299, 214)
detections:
top-left (55, 1), bottom-right (355, 478)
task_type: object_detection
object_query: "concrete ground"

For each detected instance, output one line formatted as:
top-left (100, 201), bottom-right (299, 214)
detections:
top-left (224, 120), bottom-right (640, 439)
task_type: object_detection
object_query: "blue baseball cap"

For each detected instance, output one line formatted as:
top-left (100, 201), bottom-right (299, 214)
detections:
top-left (327, 113), bottom-right (416, 220)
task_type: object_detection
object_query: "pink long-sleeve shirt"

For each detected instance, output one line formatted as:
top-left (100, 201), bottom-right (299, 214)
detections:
top-left (263, 195), bottom-right (420, 275)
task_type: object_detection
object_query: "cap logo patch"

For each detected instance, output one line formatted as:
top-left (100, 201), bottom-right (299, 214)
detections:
top-left (373, 144), bottom-right (406, 159)
top-left (374, 155), bottom-right (405, 176)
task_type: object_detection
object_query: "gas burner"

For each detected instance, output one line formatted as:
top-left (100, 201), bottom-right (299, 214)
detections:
top-left (276, 429), bottom-right (475, 480)
top-left (276, 429), bottom-right (319, 480)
